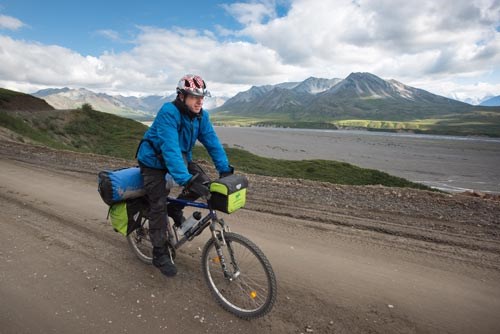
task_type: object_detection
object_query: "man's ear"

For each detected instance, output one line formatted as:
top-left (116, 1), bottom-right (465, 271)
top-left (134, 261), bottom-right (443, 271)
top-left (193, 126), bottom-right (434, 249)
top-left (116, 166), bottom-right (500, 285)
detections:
top-left (178, 93), bottom-right (185, 102)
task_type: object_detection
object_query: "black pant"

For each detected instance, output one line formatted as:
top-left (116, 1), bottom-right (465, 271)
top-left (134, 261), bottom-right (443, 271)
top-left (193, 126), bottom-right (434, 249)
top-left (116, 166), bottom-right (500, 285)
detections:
top-left (140, 162), bottom-right (210, 248)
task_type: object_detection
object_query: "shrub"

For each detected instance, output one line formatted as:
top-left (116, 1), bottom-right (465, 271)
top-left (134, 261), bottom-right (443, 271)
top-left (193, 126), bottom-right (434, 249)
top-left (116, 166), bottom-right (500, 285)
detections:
top-left (81, 103), bottom-right (93, 112)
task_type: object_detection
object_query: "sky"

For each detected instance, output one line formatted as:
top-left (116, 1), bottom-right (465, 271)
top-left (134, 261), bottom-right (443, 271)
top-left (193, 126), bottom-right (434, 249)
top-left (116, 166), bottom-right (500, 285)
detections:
top-left (0, 0), bottom-right (499, 104)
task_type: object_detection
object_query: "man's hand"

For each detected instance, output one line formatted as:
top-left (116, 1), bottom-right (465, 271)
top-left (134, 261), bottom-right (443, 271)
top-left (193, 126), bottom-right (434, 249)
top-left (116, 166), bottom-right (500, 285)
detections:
top-left (186, 174), bottom-right (211, 199)
top-left (190, 182), bottom-right (211, 198)
top-left (219, 165), bottom-right (234, 178)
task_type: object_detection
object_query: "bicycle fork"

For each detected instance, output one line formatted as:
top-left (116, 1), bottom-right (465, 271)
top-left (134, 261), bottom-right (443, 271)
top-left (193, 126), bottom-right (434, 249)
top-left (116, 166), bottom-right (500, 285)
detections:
top-left (210, 221), bottom-right (240, 281)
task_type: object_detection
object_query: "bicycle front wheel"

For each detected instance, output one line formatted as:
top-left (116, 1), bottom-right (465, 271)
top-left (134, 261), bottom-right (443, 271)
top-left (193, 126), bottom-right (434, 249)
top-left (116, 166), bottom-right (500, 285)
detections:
top-left (201, 232), bottom-right (277, 319)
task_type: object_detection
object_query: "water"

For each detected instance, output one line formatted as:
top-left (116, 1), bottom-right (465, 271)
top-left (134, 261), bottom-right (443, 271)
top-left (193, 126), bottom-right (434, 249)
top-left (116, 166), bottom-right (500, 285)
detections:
top-left (213, 127), bottom-right (500, 193)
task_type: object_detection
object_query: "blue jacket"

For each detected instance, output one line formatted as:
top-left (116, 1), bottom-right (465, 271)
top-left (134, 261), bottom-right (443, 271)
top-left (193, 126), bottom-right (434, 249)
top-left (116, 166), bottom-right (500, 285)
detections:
top-left (137, 102), bottom-right (231, 186)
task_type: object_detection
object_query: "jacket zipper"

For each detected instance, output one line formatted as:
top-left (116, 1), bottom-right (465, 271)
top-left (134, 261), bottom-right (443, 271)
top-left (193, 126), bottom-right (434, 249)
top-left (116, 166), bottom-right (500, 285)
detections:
top-left (189, 118), bottom-right (194, 151)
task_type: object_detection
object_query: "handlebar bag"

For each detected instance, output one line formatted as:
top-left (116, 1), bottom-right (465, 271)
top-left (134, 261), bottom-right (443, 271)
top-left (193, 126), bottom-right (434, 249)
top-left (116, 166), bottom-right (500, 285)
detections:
top-left (210, 174), bottom-right (248, 213)
top-left (98, 167), bottom-right (145, 206)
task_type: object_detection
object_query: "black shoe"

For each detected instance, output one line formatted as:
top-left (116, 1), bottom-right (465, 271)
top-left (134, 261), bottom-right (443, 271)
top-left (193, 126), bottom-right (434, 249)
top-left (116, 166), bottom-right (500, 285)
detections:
top-left (152, 247), bottom-right (177, 277)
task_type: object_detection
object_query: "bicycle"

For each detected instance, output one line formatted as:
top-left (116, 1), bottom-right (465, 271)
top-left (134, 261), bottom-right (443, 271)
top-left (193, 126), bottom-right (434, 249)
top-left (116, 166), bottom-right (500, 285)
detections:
top-left (126, 192), bottom-right (277, 319)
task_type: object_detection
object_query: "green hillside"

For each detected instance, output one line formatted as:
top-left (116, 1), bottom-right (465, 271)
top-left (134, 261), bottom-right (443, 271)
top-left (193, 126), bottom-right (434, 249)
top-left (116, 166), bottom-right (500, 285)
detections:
top-left (0, 87), bottom-right (55, 111)
top-left (1, 103), bottom-right (148, 159)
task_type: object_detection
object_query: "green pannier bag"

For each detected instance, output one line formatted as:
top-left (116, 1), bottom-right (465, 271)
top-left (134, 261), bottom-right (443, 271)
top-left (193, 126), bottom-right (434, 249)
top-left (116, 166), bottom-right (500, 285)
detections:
top-left (108, 197), bottom-right (148, 236)
top-left (209, 174), bottom-right (248, 214)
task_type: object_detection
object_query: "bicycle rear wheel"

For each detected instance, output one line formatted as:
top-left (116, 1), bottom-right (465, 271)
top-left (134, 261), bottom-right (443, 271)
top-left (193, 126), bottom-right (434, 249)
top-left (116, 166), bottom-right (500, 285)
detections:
top-left (127, 217), bottom-right (153, 264)
top-left (201, 232), bottom-right (277, 319)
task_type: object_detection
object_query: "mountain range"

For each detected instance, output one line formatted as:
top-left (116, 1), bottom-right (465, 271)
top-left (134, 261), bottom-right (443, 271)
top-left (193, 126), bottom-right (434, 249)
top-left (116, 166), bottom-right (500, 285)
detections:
top-left (27, 72), bottom-right (500, 123)
top-left (32, 88), bottom-right (227, 120)
top-left (213, 72), bottom-right (480, 121)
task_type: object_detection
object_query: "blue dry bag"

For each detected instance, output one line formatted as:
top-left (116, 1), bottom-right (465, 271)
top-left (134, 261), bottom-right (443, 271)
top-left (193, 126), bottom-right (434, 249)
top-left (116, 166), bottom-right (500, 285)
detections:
top-left (97, 167), bottom-right (145, 206)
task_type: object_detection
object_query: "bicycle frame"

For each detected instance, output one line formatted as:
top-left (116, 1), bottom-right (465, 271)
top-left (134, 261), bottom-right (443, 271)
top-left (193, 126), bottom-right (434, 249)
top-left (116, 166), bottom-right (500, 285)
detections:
top-left (165, 197), bottom-right (239, 280)
top-left (166, 197), bottom-right (223, 247)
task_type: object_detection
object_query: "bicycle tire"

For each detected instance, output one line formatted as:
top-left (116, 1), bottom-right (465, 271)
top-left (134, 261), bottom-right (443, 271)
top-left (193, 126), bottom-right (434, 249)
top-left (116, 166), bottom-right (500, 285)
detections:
top-left (127, 216), bottom-right (177, 265)
top-left (201, 232), bottom-right (277, 319)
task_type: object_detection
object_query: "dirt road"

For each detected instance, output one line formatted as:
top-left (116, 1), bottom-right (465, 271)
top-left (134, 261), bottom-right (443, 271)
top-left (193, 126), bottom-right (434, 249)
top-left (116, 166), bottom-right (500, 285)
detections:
top-left (1, 141), bottom-right (500, 333)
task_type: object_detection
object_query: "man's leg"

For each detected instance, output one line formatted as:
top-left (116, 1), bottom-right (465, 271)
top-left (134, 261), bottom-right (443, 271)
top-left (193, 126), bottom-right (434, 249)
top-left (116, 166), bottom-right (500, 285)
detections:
top-left (141, 167), bottom-right (177, 277)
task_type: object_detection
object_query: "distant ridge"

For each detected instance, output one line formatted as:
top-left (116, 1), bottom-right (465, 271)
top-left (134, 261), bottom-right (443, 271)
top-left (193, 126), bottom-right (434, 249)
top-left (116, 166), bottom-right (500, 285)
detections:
top-left (32, 87), bottom-right (156, 120)
top-left (32, 88), bottom-right (227, 120)
top-left (0, 88), bottom-right (54, 112)
top-left (480, 95), bottom-right (500, 106)
top-left (32, 87), bottom-right (71, 97)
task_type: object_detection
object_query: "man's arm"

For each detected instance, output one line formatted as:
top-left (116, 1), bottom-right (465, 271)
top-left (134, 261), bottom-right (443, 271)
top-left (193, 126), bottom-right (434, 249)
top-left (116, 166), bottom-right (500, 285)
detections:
top-left (197, 112), bottom-right (232, 174)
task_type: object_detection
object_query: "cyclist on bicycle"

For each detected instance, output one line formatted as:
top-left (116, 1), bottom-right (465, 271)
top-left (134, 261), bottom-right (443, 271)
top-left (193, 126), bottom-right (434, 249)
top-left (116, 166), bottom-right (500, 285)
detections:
top-left (136, 74), bottom-right (233, 277)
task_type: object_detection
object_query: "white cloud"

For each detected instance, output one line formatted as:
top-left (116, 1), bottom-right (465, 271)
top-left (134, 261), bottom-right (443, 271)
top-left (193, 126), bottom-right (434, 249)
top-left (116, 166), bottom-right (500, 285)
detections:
top-left (0, 14), bottom-right (24, 30)
top-left (0, 27), bottom-right (294, 97)
top-left (96, 29), bottom-right (121, 41)
top-left (222, 1), bottom-right (277, 25)
top-left (231, 0), bottom-right (500, 99)
top-left (239, 0), bottom-right (500, 76)
top-left (0, 0), bottom-right (499, 102)
top-left (0, 36), bottom-right (101, 85)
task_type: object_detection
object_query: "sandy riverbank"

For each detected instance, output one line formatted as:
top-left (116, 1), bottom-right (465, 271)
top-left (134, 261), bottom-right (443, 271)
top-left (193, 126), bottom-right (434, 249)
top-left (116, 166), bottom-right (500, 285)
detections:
top-left (214, 127), bottom-right (500, 193)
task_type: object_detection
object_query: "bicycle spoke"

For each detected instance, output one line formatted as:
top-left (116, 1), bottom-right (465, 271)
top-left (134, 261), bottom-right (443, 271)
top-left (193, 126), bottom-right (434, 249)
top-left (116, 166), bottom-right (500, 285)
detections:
top-left (202, 232), bottom-right (276, 318)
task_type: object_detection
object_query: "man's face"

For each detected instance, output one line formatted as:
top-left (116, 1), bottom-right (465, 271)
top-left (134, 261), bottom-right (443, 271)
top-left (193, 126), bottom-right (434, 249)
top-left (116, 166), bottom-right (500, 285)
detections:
top-left (184, 94), bottom-right (204, 113)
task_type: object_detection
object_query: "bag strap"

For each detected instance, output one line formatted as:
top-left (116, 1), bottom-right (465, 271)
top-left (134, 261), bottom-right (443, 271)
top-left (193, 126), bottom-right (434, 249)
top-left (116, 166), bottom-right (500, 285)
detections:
top-left (135, 106), bottom-right (202, 169)
top-left (135, 138), bottom-right (167, 169)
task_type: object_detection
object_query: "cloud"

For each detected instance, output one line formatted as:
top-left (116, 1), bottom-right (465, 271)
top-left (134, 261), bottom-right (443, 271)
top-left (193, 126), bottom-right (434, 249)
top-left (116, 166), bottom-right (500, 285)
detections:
top-left (0, 14), bottom-right (24, 30)
top-left (221, 1), bottom-right (277, 25)
top-left (410, 78), bottom-right (500, 105)
top-left (0, 0), bottom-right (498, 102)
top-left (239, 0), bottom-right (500, 79)
top-left (96, 29), bottom-right (121, 41)
top-left (0, 36), bottom-right (107, 86)
top-left (99, 26), bottom-right (298, 92)
top-left (0, 26), bottom-right (294, 96)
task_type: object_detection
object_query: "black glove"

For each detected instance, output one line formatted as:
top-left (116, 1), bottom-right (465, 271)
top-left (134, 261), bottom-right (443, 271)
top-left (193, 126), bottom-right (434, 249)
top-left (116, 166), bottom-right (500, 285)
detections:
top-left (219, 165), bottom-right (234, 178)
top-left (186, 175), bottom-right (211, 199)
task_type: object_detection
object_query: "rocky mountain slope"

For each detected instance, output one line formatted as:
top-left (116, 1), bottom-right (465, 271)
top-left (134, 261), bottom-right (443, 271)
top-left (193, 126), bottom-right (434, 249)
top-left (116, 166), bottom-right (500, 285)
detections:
top-left (215, 72), bottom-right (473, 120)
top-left (33, 87), bottom-right (160, 120)
top-left (32, 88), bottom-right (227, 120)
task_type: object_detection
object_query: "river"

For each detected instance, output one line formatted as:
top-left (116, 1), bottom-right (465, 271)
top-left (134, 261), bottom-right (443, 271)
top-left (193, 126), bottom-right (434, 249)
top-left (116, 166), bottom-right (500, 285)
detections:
top-left (213, 127), bottom-right (500, 193)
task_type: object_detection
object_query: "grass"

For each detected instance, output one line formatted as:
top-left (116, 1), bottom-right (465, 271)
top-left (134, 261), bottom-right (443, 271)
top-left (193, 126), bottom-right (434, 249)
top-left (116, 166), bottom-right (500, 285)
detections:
top-left (0, 88), bottom-right (26, 100)
top-left (0, 108), bottom-right (148, 159)
top-left (60, 109), bottom-right (149, 158)
top-left (0, 111), bottom-right (69, 149)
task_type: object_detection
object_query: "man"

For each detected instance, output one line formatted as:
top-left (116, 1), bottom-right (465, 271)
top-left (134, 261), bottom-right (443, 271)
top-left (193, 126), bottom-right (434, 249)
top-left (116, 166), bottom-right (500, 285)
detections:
top-left (136, 74), bottom-right (233, 277)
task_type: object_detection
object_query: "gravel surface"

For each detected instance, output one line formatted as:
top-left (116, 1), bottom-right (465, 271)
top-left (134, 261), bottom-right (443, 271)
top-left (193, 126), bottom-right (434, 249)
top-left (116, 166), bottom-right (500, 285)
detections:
top-left (1, 139), bottom-right (499, 267)
top-left (2, 138), bottom-right (500, 333)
